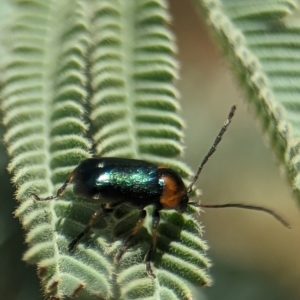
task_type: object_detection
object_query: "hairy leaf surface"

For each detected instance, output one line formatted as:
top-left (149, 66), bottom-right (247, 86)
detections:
top-left (2, 0), bottom-right (211, 299)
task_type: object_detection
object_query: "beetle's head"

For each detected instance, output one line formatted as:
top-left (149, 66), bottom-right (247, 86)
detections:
top-left (178, 194), bottom-right (189, 213)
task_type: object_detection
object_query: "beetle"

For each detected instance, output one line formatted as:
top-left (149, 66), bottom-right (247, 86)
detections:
top-left (32, 105), bottom-right (289, 278)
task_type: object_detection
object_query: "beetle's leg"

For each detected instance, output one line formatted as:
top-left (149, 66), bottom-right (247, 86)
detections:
top-left (145, 208), bottom-right (160, 278)
top-left (115, 209), bottom-right (147, 263)
top-left (31, 171), bottom-right (75, 201)
top-left (68, 209), bottom-right (103, 252)
top-left (102, 202), bottom-right (121, 215)
top-left (102, 207), bottom-right (114, 215)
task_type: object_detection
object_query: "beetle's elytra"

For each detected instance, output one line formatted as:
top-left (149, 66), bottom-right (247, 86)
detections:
top-left (32, 105), bottom-right (289, 278)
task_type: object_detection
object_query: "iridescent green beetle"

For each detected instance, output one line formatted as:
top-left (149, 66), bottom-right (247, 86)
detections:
top-left (32, 105), bottom-right (289, 278)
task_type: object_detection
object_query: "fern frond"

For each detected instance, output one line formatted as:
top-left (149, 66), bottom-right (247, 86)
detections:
top-left (89, 0), bottom-right (210, 299)
top-left (2, 0), bottom-right (112, 299)
top-left (2, 0), bottom-right (210, 299)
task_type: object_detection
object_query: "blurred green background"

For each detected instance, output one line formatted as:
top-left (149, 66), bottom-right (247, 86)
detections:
top-left (1, 0), bottom-right (300, 299)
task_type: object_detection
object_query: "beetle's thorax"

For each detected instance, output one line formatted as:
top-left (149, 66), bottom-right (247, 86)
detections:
top-left (157, 167), bottom-right (188, 211)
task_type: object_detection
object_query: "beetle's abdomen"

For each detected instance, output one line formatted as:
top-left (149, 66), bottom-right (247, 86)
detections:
top-left (96, 166), bottom-right (161, 201)
top-left (72, 158), bottom-right (163, 207)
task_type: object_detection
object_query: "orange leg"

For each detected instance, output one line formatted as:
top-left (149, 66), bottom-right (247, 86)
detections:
top-left (115, 209), bottom-right (147, 263)
top-left (145, 209), bottom-right (160, 278)
top-left (68, 209), bottom-right (103, 252)
top-left (31, 172), bottom-right (74, 201)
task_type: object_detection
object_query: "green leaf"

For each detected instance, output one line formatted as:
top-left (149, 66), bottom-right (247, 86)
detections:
top-left (1, 0), bottom-right (210, 299)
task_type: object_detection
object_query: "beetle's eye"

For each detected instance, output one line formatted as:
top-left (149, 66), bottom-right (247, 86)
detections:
top-left (97, 163), bottom-right (104, 168)
top-left (158, 178), bottom-right (164, 186)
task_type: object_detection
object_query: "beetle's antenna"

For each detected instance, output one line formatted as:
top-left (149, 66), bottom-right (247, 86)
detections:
top-left (187, 105), bottom-right (236, 194)
top-left (189, 202), bottom-right (290, 228)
